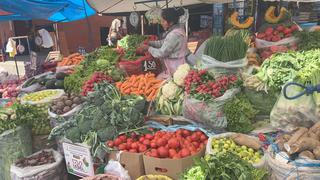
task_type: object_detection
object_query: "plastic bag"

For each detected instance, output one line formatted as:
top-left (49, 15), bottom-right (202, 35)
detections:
top-left (183, 88), bottom-right (240, 130)
top-left (267, 146), bottom-right (320, 180)
top-left (0, 126), bottom-right (32, 180)
top-left (20, 89), bottom-right (65, 105)
top-left (20, 72), bottom-right (54, 93)
top-left (200, 55), bottom-right (247, 78)
top-left (10, 149), bottom-right (66, 180)
top-left (255, 37), bottom-right (298, 60)
top-left (270, 84), bottom-right (318, 132)
top-left (104, 160), bottom-right (131, 180)
top-left (205, 133), bottom-right (266, 169)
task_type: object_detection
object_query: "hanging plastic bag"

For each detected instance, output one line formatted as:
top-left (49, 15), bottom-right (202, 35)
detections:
top-left (200, 55), bottom-right (247, 78)
top-left (270, 83), bottom-right (318, 132)
top-left (183, 88), bottom-right (240, 131)
top-left (104, 160), bottom-right (131, 180)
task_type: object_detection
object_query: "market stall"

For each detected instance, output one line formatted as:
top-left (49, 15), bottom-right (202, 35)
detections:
top-left (1, 0), bottom-right (320, 179)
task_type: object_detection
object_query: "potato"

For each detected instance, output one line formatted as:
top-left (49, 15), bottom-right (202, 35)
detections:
top-left (61, 95), bottom-right (68, 101)
top-left (65, 100), bottom-right (73, 106)
top-left (73, 97), bottom-right (81, 104)
top-left (63, 106), bottom-right (71, 113)
top-left (51, 105), bottom-right (58, 112)
top-left (56, 102), bottom-right (65, 109)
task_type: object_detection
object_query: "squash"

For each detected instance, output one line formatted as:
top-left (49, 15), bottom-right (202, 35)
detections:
top-left (230, 11), bottom-right (254, 29)
top-left (265, 6), bottom-right (288, 24)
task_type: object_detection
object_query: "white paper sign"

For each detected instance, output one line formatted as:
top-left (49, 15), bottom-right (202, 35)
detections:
top-left (63, 142), bottom-right (94, 177)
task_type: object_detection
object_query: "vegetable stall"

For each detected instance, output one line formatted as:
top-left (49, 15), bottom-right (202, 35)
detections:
top-left (0, 4), bottom-right (320, 180)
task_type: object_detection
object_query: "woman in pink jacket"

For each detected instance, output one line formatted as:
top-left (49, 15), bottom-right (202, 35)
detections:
top-left (141, 8), bottom-right (190, 79)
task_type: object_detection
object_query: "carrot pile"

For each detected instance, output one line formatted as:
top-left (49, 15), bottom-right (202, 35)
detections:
top-left (58, 53), bottom-right (84, 67)
top-left (116, 73), bottom-right (163, 101)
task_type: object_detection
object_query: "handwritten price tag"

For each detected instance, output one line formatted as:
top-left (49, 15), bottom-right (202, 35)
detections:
top-left (63, 143), bottom-right (94, 177)
top-left (142, 60), bottom-right (157, 71)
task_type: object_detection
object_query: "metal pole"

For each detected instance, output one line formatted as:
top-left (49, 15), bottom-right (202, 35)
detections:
top-left (141, 15), bottom-right (145, 35)
top-left (82, 0), bottom-right (94, 51)
top-left (14, 57), bottom-right (20, 79)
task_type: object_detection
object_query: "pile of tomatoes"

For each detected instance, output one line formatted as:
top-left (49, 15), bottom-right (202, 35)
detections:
top-left (106, 128), bottom-right (208, 159)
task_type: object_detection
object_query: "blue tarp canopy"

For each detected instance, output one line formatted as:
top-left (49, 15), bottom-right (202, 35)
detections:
top-left (0, 0), bottom-right (95, 22)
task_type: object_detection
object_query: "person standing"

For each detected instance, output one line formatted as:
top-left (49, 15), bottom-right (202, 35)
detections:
top-left (108, 18), bottom-right (124, 46)
top-left (140, 8), bottom-right (190, 79)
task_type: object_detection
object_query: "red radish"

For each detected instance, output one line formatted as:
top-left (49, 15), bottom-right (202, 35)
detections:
top-left (139, 137), bottom-right (145, 143)
top-left (182, 130), bottom-right (191, 137)
top-left (200, 134), bottom-right (207, 142)
top-left (106, 141), bottom-right (114, 148)
top-left (119, 135), bottom-right (127, 142)
top-left (145, 134), bottom-right (154, 140)
top-left (118, 143), bottom-right (127, 151)
top-left (156, 138), bottom-right (167, 147)
top-left (143, 139), bottom-right (151, 147)
top-left (191, 133), bottom-right (200, 141)
top-left (139, 144), bottom-right (147, 152)
top-left (169, 149), bottom-right (177, 158)
top-left (130, 132), bottom-right (138, 139)
top-left (131, 142), bottom-right (138, 150)
top-left (180, 148), bottom-right (191, 158)
top-left (114, 138), bottom-right (122, 147)
top-left (276, 25), bottom-right (285, 32)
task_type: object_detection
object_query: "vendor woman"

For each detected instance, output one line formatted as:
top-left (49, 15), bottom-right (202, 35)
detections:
top-left (140, 8), bottom-right (190, 79)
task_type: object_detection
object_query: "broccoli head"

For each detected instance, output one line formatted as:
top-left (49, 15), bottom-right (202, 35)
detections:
top-left (65, 127), bottom-right (81, 143)
top-left (97, 127), bottom-right (116, 142)
top-left (91, 117), bottom-right (108, 131)
top-left (78, 118), bottom-right (92, 134)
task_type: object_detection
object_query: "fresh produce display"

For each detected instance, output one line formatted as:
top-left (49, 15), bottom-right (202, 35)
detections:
top-left (184, 69), bottom-right (242, 101)
top-left (64, 46), bottom-right (122, 93)
top-left (183, 153), bottom-right (267, 180)
top-left (0, 80), bottom-right (21, 98)
top-left (107, 128), bottom-right (208, 159)
top-left (256, 49), bottom-right (320, 90)
top-left (295, 31), bottom-right (320, 51)
top-left (256, 23), bottom-right (299, 60)
top-left (204, 33), bottom-right (248, 62)
top-left (230, 11), bottom-right (254, 29)
top-left (156, 81), bottom-right (184, 116)
top-left (116, 73), bottom-right (163, 102)
top-left (264, 6), bottom-right (289, 24)
top-left (81, 72), bottom-right (113, 96)
top-left (50, 94), bottom-right (84, 115)
top-left (15, 150), bottom-right (55, 168)
top-left (21, 89), bottom-right (64, 104)
top-left (275, 123), bottom-right (320, 160)
top-left (49, 82), bottom-right (145, 156)
top-left (224, 93), bottom-right (258, 133)
top-left (210, 137), bottom-right (263, 164)
top-left (0, 102), bottom-right (19, 134)
top-left (58, 53), bottom-right (84, 67)
top-left (118, 35), bottom-right (148, 61)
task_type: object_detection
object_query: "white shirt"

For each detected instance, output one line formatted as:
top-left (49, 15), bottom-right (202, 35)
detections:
top-left (38, 29), bottom-right (54, 48)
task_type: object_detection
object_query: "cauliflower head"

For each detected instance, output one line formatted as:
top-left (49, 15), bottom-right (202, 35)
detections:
top-left (173, 64), bottom-right (191, 86)
top-left (161, 81), bottom-right (179, 100)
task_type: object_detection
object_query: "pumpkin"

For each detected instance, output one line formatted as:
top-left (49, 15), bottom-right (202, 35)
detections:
top-left (264, 6), bottom-right (288, 24)
top-left (230, 12), bottom-right (254, 29)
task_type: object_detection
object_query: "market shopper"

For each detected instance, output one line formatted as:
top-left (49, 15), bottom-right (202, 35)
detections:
top-left (108, 18), bottom-right (124, 46)
top-left (140, 8), bottom-right (190, 79)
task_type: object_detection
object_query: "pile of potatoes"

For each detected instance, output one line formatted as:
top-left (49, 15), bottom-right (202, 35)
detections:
top-left (50, 94), bottom-right (83, 115)
top-left (276, 121), bottom-right (320, 160)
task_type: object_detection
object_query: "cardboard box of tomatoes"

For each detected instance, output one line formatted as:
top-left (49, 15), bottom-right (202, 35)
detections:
top-left (105, 128), bottom-right (208, 180)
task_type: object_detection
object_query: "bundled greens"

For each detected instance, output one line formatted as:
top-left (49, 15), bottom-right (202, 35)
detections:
top-left (64, 46), bottom-right (122, 93)
top-left (295, 31), bottom-right (320, 51)
top-left (204, 33), bottom-right (248, 62)
top-left (182, 153), bottom-right (267, 180)
top-left (224, 93), bottom-right (258, 133)
top-left (118, 35), bottom-right (148, 61)
top-left (256, 49), bottom-right (320, 90)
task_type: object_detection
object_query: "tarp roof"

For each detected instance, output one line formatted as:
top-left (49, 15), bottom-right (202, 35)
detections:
top-left (0, 0), bottom-right (95, 22)
top-left (87, 0), bottom-right (204, 14)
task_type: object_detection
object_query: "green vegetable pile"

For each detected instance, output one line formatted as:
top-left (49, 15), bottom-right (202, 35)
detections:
top-left (0, 104), bottom-right (18, 134)
top-left (295, 31), bottom-right (320, 51)
top-left (118, 35), bottom-right (148, 61)
top-left (256, 49), bottom-right (320, 90)
top-left (49, 82), bottom-right (145, 156)
top-left (64, 46), bottom-right (123, 93)
top-left (224, 93), bottom-right (258, 133)
top-left (182, 153), bottom-right (267, 180)
top-left (204, 33), bottom-right (248, 62)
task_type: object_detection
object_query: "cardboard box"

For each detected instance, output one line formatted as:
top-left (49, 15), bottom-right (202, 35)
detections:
top-left (108, 151), bottom-right (145, 179)
top-left (143, 148), bottom-right (205, 180)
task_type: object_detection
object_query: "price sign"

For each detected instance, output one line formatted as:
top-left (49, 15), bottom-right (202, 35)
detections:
top-left (142, 60), bottom-right (157, 72)
top-left (63, 142), bottom-right (94, 177)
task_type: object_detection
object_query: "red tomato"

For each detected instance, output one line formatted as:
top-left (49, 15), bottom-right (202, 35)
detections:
top-left (150, 151), bottom-right (159, 158)
top-left (157, 147), bottom-right (169, 158)
top-left (191, 133), bottom-right (200, 141)
top-left (150, 142), bottom-right (157, 148)
top-left (126, 142), bottom-right (133, 149)
top-left (114, 138), bottom-right (122, 147)
top-left (169, 149), bottom-right (177, 158)
top-left (145, 134), bottom-right (154, 140)
top-left (127, 138), bottom-right (133, 143)
top-left (186, 136), bottom-right (192, 142)
top-left (118, 143), bottom-right (127, 151)
top-left (139, 144), bottom-right (147, 152)
top-left (129, 149), bottom-right (138, 153)
top-left (182, 129), bottom-right (191, 137)
top-left (200, 134), bottom-right (207, 142)
top-left (119, 135), bottom-right (127, 142)
top-left (106, 141), bottom-right (114, 148)
top-left (143, 139), bottom-right (151, 147)
top-left (180, 148), bottom-right (191, 158)
top-left (168, 138), bottom-right (180, 149)
top-left (139, 137), bottom-right (145, 143)
top-left (192, 142), bottom-right (199, 148)
top-left (204, 139), bottom-right (208, 145)
top-left (131, 142), bottom-right (138, 150)
top-left (156, 138), bottom-right (167, 147)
